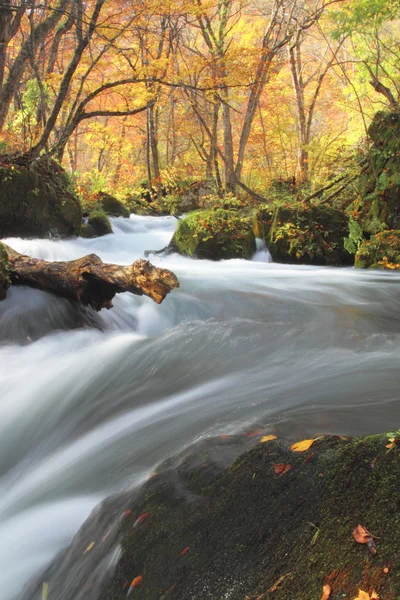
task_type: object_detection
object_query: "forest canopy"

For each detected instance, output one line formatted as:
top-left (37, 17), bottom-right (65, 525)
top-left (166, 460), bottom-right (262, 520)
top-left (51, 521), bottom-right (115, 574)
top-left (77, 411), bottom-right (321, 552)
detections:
top-left (0, 0), bottom-right (399, 196)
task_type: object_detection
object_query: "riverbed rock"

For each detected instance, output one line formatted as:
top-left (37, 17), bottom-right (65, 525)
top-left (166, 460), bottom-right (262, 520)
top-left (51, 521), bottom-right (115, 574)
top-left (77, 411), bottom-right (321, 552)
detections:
top-left (22, 434), bottom-right (400, 600)
top-left (0, 241), bottom-right (10, 299)
top-left (352, 109), bottom-right (400, 234)
top-left (0, 157), bottom-right (82, 238)
top-left (355, 230), bottom-right (400, 269)
top-left (254, 202), bottom-right (353, 265)
top-left (92, 192), bottom-right (130, 218)
top-left (81, 210), bottom-right (113, 238)
top-left (170, 209), bottom-right (256, 260)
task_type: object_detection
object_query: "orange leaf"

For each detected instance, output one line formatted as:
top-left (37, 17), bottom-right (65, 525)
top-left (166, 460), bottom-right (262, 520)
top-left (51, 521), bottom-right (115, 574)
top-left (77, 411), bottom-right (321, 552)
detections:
top-left (180, 547), bottom-right (190, 555)
top-left (134, 512), bottom-right (149, 527)
top-left (386, 443), bottom-right (395, 449)
top-left (260, 435), bottom-right (277, 443)
top-left (273, 463), bottom-right (292, 476)
top-left (353, 524), bottom-right (372, 544)
top-left (321, 584), bottom-right (331, 600)
top-left (130, 576), bottom-right (143, 588)
top-left (290, 437), bottom-right (322, 452)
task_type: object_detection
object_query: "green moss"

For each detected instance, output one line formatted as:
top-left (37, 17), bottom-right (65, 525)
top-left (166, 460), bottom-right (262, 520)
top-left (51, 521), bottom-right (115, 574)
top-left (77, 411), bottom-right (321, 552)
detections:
top-left (355, 230), bottom-right (400, 269)
top-left (0, 157), bottom-right (81, 238)
top-left (82, 209), bottom-right (113, 237)
top-left (171, 209), bottom-right (256, 260)
top-left (254, 201), bottom-right (352, 265)
top-left (93, 191), bottom-right (130, 218)
top-left (0, 242), bottom-right (10, 300)
top-left (350, 110), bottom-right (400, 235)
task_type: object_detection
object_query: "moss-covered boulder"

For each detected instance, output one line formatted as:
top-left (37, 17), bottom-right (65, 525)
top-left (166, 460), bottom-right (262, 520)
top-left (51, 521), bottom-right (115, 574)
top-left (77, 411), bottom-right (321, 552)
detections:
top-left (24, 434), bottom-right (400, 600)
top-left (254, 202), bottom-right (352, 265)
top-left (355, 230), bottom-right (400, 269)
top-left (171, 209), bottom-right (256, 260)
top-left (351, 110), bottom-right (400, 234)
top-left (125, 195), bottom-right (160, 216)
top-left (81, 209), bottom-right (113, 238)
top-left (0, 242), bottom-right (10, 299)
top-left (93, 192), bottom-right (130, 218)
top-left (0, 157), bottom-right (81, 238)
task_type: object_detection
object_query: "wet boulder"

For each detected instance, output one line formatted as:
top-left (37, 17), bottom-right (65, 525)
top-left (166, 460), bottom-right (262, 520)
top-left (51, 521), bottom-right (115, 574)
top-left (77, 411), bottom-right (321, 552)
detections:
top-left (0, 157), bottom-right (82, 238)
top-left (22, 434), bottom-right (400, 600)
top-left (92, 192), bottom-right (130, 218)
top-left (254, 202), bottom-right (352, 265)
top-left (170, 209), bottom-right (256, 260)
top-left (81, 209), bottom-right (113, 238)
top-left (355, 230), bottom-right (400, 269)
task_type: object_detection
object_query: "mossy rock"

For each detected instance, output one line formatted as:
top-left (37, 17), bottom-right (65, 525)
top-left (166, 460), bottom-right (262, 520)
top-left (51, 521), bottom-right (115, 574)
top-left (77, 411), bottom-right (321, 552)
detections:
top-left (81, 210), bottom-right (113, 237)
top-left (351, 110), bottom-right (400, 235)
top-left (26, 434), bottom-right (400, 600)
top-left (0, 242), bottom-right (10, 300)
top-left (0, 157), bottom-right (81, 238)
top-left (254, 202), bottom-right (352, 265)
top-left (92, 192), bottom-right (130, 218)
top-left (355, 230), bottom-right (400, 269)
top-left (171, 209), bottom-right (256, 260)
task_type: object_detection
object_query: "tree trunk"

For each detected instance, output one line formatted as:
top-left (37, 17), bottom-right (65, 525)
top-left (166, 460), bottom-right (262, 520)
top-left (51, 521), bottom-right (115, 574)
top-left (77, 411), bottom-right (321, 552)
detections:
top-left (0, 0), bottom-right (12, 91)
top-left (3, 245), bottom-right (179, 311)
top-left (221, 89), bottom-right (235, 192)
top-left (0, 0), bottom-right (70, 130)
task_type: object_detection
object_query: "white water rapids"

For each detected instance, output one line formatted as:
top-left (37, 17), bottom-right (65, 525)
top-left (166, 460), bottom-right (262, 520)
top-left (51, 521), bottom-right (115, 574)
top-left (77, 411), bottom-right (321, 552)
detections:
top-left (2, 214), bottom-right (400, 599)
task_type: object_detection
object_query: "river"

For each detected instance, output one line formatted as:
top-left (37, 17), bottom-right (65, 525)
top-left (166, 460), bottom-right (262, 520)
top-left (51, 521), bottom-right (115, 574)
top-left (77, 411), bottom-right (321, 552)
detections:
top-left (1, 214), bottom-right (400, 599)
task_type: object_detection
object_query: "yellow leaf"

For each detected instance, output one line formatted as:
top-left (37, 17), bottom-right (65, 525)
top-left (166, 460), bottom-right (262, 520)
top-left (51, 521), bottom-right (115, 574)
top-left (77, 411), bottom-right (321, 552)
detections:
top-left (41, 582), bottom-right (49, 600)
top-left (353, 591), bottom-right (379, 600)
top-left (83, 542), bottom-right (95, 554)
top-left (290, 437), bottom-right (323, 452)
top-left (260, 435), bottom-right (277, 443)
top-left (353, 592), bottom-right (370, 600)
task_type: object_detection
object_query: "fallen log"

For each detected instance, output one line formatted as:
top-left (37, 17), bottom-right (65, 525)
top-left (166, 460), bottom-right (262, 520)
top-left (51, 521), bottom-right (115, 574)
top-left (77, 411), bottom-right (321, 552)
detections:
top-left (3, 244), bottom-right (179, 311)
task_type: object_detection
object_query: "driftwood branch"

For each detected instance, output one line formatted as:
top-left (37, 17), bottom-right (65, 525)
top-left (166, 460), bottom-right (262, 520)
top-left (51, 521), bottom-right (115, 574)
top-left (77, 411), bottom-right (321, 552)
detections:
top-left (4, 245), bottom-right (179, 311)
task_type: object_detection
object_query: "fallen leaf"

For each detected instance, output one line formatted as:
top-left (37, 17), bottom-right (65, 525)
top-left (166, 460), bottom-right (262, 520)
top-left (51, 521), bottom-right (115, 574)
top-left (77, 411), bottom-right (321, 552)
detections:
top-left (321, 584), bottom-right (331, 600)
top-left (353, 592), bottom-right (370, 600)
top-left (41, 582), bottom-right (49, 600)
top-left (386, 443), bottom-right (395, 449)
top-left (353, 524), bottom-right (372, 544)
top-left (130, 576), bottom-right (143, 587)
top-left (260, 435), bottom-right (277, 443)
top-left (290, 437), bottom-right (323, 452)
top-left (180, 547), bottom-right (190, 555)
top-left (383, 566), bottom-right (390, 574)
top-left (273, 463), bottom-right (292, 476)
top-left (134, 512), bottom-right (149, 527)
top-left (83, 542), bottom-right (95, 554)
top-left (267, 572), bottom-right (291, 592)
top-left (353, 589), bottom-right (380, 600)
top-left (123, 510), bottom-right (132, 517)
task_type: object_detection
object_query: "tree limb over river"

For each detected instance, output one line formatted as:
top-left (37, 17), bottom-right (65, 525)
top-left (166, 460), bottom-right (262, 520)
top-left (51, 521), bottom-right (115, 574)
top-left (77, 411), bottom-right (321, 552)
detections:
top-left (1, 243), bottom-right (179, 311)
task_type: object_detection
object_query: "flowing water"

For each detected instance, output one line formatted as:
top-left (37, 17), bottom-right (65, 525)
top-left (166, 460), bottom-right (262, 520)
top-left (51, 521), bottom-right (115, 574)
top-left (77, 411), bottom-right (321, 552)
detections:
top-left (2, 215), bottom-right (400, 599)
